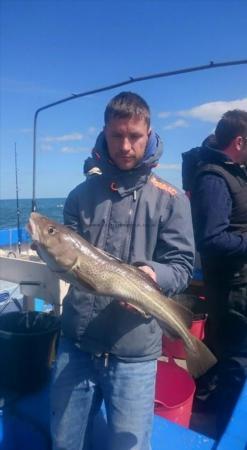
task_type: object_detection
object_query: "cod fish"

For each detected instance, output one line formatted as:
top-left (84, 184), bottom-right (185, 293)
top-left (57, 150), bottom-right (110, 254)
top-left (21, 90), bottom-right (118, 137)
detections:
top-left (27, 212), bottom-right (217, 378)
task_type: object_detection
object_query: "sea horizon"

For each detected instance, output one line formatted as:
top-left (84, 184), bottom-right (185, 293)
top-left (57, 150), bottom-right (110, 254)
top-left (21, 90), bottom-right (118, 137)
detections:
top-left (0, 196), bottom-right (66, 201)
top-left (0, 197), bottom-right (66, 230)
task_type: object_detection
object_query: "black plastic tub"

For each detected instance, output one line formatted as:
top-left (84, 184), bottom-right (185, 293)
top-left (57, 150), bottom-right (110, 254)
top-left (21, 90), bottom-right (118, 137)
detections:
top-left (0, 311), bottom-right (60, 393)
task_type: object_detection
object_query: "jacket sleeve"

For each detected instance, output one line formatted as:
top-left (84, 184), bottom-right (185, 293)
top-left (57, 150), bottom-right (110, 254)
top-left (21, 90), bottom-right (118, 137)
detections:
top-left (146, 192), bottom-right (195, 296)
top-left (192, 174), bottom-right (247, 258)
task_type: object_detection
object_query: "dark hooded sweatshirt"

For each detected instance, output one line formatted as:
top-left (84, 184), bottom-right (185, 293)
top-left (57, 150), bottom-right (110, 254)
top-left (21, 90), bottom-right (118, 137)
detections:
top-left (61, 131), bottom-right (194, 361)
top-left (184, 139), bottom-right (247, 283)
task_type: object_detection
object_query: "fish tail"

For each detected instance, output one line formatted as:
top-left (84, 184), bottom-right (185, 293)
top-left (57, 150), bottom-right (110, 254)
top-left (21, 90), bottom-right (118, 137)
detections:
top-left (185, 335), bottom-right (217, 379)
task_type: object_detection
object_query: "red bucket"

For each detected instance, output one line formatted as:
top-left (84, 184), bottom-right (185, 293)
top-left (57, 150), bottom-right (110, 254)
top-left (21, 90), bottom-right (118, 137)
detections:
top-left (154, 359), bottom-right (196, 428)
top-left (162, 316), bottom-right (206, 359)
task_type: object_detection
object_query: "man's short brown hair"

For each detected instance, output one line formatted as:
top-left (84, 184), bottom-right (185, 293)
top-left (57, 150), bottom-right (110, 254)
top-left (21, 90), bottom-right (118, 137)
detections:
top-left (104, 92), bottom-right (151, 128)
top-left (215, 109), bottom-right (247, 150)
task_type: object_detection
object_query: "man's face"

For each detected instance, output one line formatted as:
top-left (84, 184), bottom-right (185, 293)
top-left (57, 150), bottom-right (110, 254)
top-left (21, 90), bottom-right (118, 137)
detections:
top-left (104, 116), bottom-right (151, 170)
top-left (236, 136), bottom-right (247, 164)
top-left (240, 137), bottom-right (247, 164)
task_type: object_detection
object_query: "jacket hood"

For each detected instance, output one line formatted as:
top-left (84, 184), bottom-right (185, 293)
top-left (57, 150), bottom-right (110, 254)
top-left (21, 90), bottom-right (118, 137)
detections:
top-left (200, 135), bottom-right (231, 164)
top-left (181, 134), bottom-right (231, 192)
top-left (92, 129), bottom-right (163, 170)
top-left (83, 130), bottom-right (163, 196)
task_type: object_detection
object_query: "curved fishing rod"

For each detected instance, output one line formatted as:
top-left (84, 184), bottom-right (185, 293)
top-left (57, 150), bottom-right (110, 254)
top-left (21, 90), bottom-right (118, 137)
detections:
top-left (14, 143), bottom-right (22, 255)
top-left (32, 58), bottom-right (247, 211)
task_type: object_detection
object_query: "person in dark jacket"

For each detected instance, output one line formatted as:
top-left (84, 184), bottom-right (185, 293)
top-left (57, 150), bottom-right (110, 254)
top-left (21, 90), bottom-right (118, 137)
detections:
top-left (51, 92), bottom-right (195, 450)
top-left (183, 109), bottom-right (247, 436)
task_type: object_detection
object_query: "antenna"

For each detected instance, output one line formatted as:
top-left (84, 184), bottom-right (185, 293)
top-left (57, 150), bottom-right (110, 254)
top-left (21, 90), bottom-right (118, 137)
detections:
top-left (14, 143), bottom-right (21, 255)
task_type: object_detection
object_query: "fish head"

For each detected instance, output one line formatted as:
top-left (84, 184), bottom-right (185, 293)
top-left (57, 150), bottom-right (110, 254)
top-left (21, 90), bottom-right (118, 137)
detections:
top-left (27, 212), bottom-right (77, 272)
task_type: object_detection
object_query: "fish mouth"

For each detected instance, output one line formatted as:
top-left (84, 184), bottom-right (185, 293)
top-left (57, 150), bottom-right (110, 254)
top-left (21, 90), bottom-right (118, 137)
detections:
top-left (26, 219), bottom-right (38, 251)
top-left (26, 218), bottom-right (34, 237)
top-left (26, 216), bottom-right (38, 241)
top-left (26, 220), bottom-right (32, 235)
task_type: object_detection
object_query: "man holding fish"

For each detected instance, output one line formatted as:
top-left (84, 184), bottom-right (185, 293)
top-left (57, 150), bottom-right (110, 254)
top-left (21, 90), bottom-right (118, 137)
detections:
top-left (29, 92), bottom-right (199, 450)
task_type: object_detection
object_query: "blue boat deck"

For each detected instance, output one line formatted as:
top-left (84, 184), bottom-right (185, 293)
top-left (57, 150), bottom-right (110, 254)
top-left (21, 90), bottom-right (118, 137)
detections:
top-left (0, 376), bottom-right (247, 450)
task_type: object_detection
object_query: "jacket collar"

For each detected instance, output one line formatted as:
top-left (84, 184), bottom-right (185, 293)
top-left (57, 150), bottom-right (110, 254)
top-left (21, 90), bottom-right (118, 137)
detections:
top-left (201, 143), bottom-right (232, 164)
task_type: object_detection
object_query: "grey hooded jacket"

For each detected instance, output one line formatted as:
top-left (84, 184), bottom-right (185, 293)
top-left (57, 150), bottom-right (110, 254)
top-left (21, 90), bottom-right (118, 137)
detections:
top-left (61, 131), bottom-right (195, 361)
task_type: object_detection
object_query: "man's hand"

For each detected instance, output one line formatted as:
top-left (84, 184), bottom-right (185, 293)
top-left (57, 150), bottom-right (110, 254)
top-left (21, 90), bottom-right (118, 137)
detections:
top-left (138, 265), bottom-right (157, 282)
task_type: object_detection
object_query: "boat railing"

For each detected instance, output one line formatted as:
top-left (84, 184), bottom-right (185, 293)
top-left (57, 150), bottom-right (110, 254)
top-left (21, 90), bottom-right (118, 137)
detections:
top-left (0, 255), bottom-right (69, 315)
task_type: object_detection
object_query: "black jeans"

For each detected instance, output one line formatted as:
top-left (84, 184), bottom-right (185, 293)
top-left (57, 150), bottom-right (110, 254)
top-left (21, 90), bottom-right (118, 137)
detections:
top-left (196, 275), bottom-right (247, 437)
top-left (204, 281), bottom-right (247, 370)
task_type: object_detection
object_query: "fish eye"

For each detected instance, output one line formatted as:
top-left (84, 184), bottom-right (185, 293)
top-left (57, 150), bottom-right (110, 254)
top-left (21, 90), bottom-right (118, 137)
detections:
top-left (48, 226), bottom-right (56, 235)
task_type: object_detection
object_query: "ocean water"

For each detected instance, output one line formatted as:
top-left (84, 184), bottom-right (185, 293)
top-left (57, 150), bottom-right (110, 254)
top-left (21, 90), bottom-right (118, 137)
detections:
top-left (0, 198), bottom-right (65, 230)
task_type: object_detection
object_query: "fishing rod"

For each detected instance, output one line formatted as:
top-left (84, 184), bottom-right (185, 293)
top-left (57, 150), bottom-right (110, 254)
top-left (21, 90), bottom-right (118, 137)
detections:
top-left (15, 143), bottom-right (22, 255)
top-left (32, 58), bottom-right (247, 212)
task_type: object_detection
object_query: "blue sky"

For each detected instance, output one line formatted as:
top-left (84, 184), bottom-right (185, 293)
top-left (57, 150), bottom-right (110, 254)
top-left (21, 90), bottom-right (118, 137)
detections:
top-left (1, 0), bottom-right (247, 200)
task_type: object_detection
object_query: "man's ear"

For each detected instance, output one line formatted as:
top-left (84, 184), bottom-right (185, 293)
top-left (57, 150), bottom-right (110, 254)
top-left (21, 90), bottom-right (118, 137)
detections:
top-left (240, 136), bottom-right (247, 149)
top-left (148, 127), bottom-right (152, 137)
top-left (235, 135), bottom-right (244, 151)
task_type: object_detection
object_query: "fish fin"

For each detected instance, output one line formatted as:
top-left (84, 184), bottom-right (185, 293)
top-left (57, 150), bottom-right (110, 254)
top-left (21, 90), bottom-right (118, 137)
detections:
top-left (75, 277), bottom-right (98, 292)
top-left (124, 302), bottom-right (151, 318)
top-left (71, 271), bottom-right (97, 294)
top-left (185, 335), bottom-right (217, 379)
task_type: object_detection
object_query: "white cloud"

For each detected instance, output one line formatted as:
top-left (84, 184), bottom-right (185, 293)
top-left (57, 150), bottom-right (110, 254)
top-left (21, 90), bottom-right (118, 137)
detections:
top-left (157, 163), bottom-right (181, 170)
top-left (61, 146), bottom-right (89, 154)
top-left (164, 119), bottom-right (189, 130)
top-left (158, 111), bottom-right (171, 119)
top-left (179, 98), bottom-right (247, 123)
top-left (43, 132), bottom-right (84, 143)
